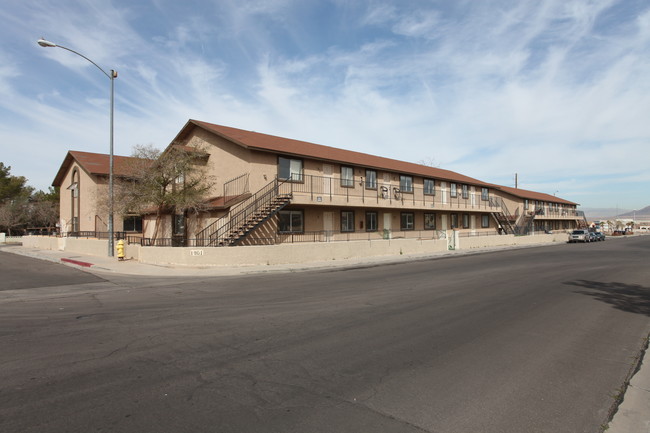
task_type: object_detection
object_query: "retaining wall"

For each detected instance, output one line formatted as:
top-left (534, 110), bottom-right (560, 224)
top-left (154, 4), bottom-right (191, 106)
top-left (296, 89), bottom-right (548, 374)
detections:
top-left (20, 231), bottom-right (571, 267)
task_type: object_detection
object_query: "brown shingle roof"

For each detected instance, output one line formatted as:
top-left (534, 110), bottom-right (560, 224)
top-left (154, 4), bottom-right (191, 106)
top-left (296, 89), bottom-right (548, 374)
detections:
top-left (491, 184), bottom-right (578, 206)
top-left (52, 150), bottom-right (147, 187)
top-left (185, 119), bottom-right (491, 187)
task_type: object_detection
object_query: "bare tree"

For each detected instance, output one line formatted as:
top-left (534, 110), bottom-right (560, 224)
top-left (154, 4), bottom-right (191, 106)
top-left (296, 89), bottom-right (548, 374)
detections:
top-left (417, 157), bottom-right (441, 168)
top-left (115, 143), bottom-right (214, 241)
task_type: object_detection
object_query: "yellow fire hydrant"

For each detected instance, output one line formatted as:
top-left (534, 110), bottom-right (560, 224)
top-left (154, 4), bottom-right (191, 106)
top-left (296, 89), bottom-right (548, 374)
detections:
top-left (116, 239), bottom-right (125, 261)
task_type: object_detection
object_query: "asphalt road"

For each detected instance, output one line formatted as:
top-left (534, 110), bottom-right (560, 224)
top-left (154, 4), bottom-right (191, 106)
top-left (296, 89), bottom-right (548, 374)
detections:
top-left (1, 237), bottom-right (649, 433)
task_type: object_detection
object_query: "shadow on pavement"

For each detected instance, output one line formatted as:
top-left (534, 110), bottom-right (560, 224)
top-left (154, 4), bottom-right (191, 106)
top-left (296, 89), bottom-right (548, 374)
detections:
top-left (567, 280), bottom-right (650, 317)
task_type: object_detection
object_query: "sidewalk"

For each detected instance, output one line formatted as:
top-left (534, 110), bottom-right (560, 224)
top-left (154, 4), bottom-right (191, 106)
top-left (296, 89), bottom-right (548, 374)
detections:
top-left (1, 243), bottom-right (473, 277)
top-left (606, 341), bottom-right (650, 433)
top-left (1, 242), bottom-right (649, 430)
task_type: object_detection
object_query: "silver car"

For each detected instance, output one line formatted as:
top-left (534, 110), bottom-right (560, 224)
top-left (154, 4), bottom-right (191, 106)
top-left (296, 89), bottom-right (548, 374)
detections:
top-left (568, 229), bottom-right (590, 243)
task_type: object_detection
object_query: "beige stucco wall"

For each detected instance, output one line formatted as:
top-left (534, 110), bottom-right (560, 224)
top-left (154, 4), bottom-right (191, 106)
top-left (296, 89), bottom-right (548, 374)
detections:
top-left (58, 162), bottom-right (101, 233)
top-left (184, 128), bottom-right (254, 193)
top-left (138, 237), bottom-right (449, 267)
top-left (22, 235), bottom-right (140, 259)
top-left (57, 162), bottom-right (128, 234)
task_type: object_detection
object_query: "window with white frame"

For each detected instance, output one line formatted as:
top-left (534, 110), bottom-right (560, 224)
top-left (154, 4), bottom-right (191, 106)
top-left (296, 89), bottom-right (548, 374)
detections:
top-left (365, 169), bottom-right (377, 189)
top-left (400, 175), bottom-right (413, 193)
top-left (366, 211), bottom-right (378, 232)
top-left (278, 210), bottom-right (304, 233)
top-left (401, 212), bottom-right (415, 230)
top-left (278, 157), bottom-right (303, 181)
top-left (341, 211), bottom-right (355, 232)
top-left (424, 178), bottom-right (435, 195)
top-left (341, 166), bottom-right (354, 187)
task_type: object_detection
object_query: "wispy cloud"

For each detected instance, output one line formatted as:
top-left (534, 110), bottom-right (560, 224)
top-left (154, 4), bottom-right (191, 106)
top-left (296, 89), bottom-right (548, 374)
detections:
top-left (0, 0), bottom-right (648, 209)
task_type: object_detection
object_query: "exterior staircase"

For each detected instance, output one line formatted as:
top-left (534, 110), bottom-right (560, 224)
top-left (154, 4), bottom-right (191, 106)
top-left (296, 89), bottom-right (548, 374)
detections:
top-left (490, 197), bottom-right (516, 234)
top-left (576, 211), bottom-right (589, 229)
top-left (196, 178), bottom-right (292, 247)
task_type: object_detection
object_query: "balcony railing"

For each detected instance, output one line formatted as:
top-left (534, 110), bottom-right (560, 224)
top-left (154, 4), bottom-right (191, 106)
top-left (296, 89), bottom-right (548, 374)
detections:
top-left (288, 174), bottom-right (498, 211)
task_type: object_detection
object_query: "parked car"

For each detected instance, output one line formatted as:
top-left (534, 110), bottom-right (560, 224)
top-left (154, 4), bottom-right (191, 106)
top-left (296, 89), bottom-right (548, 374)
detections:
top-left (593, 232), bottom-right (606, 241)
top-left (568, 229), bottom-right (591, 243)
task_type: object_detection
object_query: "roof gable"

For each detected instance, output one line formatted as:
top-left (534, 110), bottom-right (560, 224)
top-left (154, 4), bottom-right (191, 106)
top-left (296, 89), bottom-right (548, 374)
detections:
top-left (52, 150), bottom-right (145, 187)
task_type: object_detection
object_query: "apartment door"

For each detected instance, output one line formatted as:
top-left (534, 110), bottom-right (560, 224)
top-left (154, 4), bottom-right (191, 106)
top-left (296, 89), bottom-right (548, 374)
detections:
top-left (323, 164), bottom-right (332, 197)
top-left (441, 214), bottom-right (448, 230)
top-left (323, 211), bottom-right (333, 240)
top-left (383, 213), bottom-right (392, 230)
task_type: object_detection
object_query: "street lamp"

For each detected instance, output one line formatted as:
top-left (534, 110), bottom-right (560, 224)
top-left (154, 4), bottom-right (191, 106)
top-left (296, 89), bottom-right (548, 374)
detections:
top-left (37, 38), bottom-right (117, 257)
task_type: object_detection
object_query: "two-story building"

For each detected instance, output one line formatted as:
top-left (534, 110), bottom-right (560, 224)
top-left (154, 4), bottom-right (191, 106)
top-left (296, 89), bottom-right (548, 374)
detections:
top-left (52, 119), bottom-right (584, 246)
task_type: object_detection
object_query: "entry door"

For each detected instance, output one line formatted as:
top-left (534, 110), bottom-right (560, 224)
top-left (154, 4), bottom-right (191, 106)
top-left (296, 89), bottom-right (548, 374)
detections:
top-left (323, 211), bottom-right (333, 240)
top-left (383, 213), bottom-right (392, 231)
top-left (441, 214), bottom-right (448, 230)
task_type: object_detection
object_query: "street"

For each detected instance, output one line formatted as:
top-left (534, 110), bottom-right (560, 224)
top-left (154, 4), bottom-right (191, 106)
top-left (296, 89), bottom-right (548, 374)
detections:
top-left (1, 237), bottom-right (649, 433)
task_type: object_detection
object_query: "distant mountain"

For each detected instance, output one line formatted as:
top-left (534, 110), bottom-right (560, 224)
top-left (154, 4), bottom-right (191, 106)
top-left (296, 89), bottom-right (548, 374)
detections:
top-left (582, 208), bottom-right (631, 220)
top-left (582, 206), bottom-right (650, 221)
top-left (617, 205), bottom-right (650, 218)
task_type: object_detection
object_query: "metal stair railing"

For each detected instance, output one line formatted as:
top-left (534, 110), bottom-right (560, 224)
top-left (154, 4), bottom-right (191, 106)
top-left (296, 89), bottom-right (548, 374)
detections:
top-left (489, 197), bottom-right (516, 234)
top-left (196, 177), bottom-right (277, 246)
top-left (576, 210), bottom-right (589, 228)
top-left (201, 177), bottom-right (293, 246)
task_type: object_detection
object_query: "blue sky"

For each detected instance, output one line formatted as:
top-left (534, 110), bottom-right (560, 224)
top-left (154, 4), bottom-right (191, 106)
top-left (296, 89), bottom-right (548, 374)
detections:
top-left (1, 0), bottom-right (649, 211)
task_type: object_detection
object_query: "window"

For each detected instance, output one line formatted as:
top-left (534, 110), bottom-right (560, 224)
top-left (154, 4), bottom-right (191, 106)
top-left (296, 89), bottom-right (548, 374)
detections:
top-left (341, 211), bottom-right (355, 232)
top-left (451, 213), bottom-right (459, 228)
top-left (123, 216), bottom-right (143, 232)
top-left (401, 212), bottom-right (415, 230)
top-left (462, 214), bottom-right (470, 228)
top-left (366, 212), bottom-right (378, 232)
top-left (278, 157), bottom-right (303, 181)
top-left (481, 214), bottom-right (490, 228)
top-left (365, 169), bottom-right (377, 189)
top-left (424, 213), bottom-right (436, 230)
top-left (462, 184), bottom-right (469, 199)
top-left (424, 179), bottom-right (435, 195)
top-left (341, 166), bottom-right (354, 187)
top-left (524, 199), bottom-right (529, 210)
top-left (481, 187), bottom-right (489, 201)
top-left (278, 210), bottom-right (304, 233)
top-left (450, 183), bottom-right (457, 198)
top-left (173, 214), bottom-right (185, 236)
top-left (400, 175), bottom-right (413, 193)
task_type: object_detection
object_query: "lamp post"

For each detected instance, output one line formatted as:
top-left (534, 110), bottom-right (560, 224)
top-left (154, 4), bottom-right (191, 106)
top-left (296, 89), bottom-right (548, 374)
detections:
top-left (37, 38), bottom-right (117, 257)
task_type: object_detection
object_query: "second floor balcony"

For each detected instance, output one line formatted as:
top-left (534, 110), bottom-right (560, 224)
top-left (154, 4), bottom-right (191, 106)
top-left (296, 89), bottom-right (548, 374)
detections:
top-left (281, 174), bottom-right (499, 212)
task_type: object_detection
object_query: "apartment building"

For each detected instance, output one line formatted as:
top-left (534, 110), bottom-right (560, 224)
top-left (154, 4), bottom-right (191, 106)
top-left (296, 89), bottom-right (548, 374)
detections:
top-left (52, 119), bottom-right (584, 245)
top-left (52, 150), bottom-right (145, 235)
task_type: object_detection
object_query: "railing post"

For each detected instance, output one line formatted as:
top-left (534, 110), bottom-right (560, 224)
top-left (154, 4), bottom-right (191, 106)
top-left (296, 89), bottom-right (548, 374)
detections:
top-left (329, 177), bottom-right (332, 201)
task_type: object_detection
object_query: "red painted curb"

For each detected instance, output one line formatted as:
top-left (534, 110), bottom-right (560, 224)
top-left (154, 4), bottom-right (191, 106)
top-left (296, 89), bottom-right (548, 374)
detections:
top-left (61, 258), bottom-right (94, 268)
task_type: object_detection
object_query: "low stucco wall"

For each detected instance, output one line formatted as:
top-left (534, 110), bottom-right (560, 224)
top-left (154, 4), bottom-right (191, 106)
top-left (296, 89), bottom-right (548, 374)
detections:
top-left (21, 235), bottom-right (60, 250)
top-left (21, 235), bottom-right (141, 260)
top-left (459, 232), bottom-right (567, 249)
top-left (21, 231), bottom-right (570, 267)
top-left (138, 238), bottom-right (450, 267)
